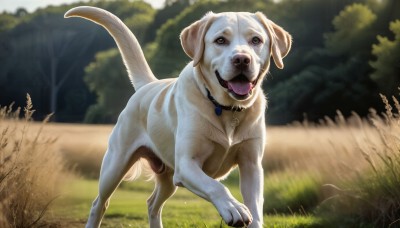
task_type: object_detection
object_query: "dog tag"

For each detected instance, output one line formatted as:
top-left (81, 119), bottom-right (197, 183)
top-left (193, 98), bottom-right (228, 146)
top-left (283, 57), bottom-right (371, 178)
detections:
top-left (215, 106), bottom-right (222, 116)
top-left (231, 112), bottom-right (240, 127)
top-left (231, 117), bottom-right (240, 127)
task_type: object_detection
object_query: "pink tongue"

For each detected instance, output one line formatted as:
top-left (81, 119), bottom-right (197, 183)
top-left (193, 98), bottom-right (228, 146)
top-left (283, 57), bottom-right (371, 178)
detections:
top-left (228, 81), bottom-right (252, 95)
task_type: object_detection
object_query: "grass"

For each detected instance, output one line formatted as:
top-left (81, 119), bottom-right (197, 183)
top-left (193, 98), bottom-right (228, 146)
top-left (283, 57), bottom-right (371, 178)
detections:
top-left (0, 95), bottom-right (67, 227)
top-left (52, 177), bottom-right (322, 228)
top-left (321, 94), bottom-right (400, 227)
top-left (263, 171), bottom-right (321, 215)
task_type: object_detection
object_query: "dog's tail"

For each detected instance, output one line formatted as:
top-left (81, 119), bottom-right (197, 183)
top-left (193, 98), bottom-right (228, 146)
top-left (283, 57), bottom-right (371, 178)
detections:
top-left (64, 6), bottom-right (157, 90)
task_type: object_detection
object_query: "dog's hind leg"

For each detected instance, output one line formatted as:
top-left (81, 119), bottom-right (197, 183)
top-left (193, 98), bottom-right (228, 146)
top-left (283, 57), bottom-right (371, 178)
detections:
top-left (86, 145), bottom-right (143, 228)
top-left (147, 168), bottom-right (177, 228)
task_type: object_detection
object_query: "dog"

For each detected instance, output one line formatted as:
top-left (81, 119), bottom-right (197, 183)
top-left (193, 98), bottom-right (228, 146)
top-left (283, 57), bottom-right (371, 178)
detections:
top-left (65, 6), bottom-right (291, 228)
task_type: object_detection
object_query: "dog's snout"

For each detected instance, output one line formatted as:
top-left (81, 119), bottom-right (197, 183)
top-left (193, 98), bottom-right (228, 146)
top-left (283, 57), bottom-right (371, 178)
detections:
top-left (232, 54), bottom-right (251, 70)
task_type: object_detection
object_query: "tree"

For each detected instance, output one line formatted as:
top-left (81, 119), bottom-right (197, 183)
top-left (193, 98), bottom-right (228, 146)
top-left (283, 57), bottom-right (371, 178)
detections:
top-left (38, 16), bottom-right (96, 116)
top-left (0, 0), bottom-right (155, 121)
top-left (0, 13), bottom-right (18, 32)
top-left (264, 0), bottom-right (368, 86)
top-left (144, 0), bottom-right (191, 42)
top-left (267, 3), bottom-right (381, 124)
top-left (84, 49), bottom-right (133, 123)
top-left (6, 12), bottom-right (99, 119)
top-left (325, 3), bottom-right (377, 56)
top-left (370, 20), bottom-right (400, 96)
top-left (0, 12), bottom-right (19, 74)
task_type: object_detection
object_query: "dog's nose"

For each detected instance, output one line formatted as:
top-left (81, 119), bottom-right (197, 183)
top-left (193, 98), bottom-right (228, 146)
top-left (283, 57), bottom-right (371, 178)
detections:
top-left (232, 54), bottom-right (251, 70)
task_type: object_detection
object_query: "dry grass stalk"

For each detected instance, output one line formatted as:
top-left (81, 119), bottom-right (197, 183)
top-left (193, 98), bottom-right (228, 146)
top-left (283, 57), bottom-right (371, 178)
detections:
top-left (357, 94), bottom-right (400, 226)
top-left (319, 94), bottom-right (399, 226)
top-left (0, 94), bottom-right (66, 228)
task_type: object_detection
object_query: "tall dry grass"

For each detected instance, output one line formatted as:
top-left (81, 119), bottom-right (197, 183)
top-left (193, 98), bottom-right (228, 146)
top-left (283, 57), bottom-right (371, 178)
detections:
top-left (264, 93), bottom-right (400, 226)
top-left (330, 94), bottom-right (400, 227)
top-left (0, 95), bottom-right (67, 227)
top-left (47, 123), bottom-right (111, 178)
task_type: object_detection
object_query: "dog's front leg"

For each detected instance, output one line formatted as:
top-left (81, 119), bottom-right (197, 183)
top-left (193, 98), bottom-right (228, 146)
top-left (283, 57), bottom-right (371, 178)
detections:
top-left (237, 139), bottom-right (265, 228)
top-left (173, 140), bottom-right (252, 227)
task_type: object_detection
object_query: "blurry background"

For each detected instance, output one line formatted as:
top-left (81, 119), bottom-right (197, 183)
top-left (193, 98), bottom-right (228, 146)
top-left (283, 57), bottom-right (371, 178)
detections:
top-left (1, 0), bottom-right (399, 125)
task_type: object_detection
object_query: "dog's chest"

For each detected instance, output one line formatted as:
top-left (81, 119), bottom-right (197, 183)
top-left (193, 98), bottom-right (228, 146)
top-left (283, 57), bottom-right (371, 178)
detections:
top-left (202, 141), bottom-right (241, 179)
top-left (201, 119), bottom-right (248, 178)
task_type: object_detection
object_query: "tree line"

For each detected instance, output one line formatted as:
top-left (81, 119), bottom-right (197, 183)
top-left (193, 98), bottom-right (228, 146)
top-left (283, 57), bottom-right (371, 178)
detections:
top-left (0, 0), bottom-right (399, 124)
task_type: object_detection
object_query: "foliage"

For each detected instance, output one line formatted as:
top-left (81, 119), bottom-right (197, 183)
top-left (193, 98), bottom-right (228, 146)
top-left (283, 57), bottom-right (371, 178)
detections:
top-left (325, 4), bottom-right (377, 56)
top-left (144, 0), bottom-right (191, 42)
top-left (267, 2), bottom-right (384, 124)
top-left (0, 95), bottom-right (66, 227)
top-left (1, 8), bottom-right (105, 121)
top-left (370, 20), bottom-right (400, 96)
top-left (0, 13), bottom-right (19, 32)
top-left (0, 0), bottom-right (154, 122)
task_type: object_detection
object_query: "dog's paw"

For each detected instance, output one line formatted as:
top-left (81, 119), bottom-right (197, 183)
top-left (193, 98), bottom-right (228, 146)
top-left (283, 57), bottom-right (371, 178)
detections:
top-left (215, 198), bottom-right (252, 227)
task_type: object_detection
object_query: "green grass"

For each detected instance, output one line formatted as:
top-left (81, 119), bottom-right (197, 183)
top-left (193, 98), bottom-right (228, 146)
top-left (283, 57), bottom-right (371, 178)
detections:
top-left (52, 177), bottom-right (322, 227)
top-left (264, 172), bottom-right (321, 215)
top-left (53, 178), bottom-right (226, 227)
top-left (264, 215), bottom-right (323, 228)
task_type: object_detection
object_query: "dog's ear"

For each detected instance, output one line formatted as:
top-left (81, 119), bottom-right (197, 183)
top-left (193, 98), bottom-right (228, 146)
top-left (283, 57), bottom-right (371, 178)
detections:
top-left (180, 12), bottom-right (215, 67)
top-left (255, 12), bottom-right (292, 69)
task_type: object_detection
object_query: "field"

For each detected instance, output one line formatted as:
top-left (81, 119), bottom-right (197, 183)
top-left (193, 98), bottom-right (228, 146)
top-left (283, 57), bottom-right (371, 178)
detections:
top-left (45, 123), bottom-right (325, 227)
top-left (1, 96), bottom-right (400, 227)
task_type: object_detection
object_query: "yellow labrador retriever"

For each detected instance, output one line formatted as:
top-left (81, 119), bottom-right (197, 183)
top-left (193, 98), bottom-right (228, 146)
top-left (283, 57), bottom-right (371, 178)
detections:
top-left (65, 6), bottom-right (291, 228)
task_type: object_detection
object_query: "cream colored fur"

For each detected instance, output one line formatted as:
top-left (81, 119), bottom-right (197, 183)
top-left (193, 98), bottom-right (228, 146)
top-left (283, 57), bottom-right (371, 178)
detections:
top-left (65, 6), bottom-right (291, 228)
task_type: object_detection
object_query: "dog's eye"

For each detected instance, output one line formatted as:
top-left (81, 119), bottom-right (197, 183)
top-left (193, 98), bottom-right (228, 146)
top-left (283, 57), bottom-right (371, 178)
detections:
top-left (215, 37), bottom-right (227, 45)
top-left (251, 37), bottom-right (262, 45)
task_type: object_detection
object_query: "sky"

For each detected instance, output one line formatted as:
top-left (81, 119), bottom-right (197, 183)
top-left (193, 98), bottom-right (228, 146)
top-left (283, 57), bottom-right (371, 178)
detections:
top-left (0, 0), bottom-right (165, 13)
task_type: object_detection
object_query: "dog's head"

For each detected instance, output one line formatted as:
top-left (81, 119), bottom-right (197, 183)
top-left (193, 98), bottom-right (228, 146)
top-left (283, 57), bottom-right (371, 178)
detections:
top-left (181, 12), bottom-right (291, 107)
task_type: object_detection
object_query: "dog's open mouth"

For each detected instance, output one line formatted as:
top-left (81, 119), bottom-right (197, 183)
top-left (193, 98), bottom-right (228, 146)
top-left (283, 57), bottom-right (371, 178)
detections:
top-left (215, 70), bottom-right (258, 100)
